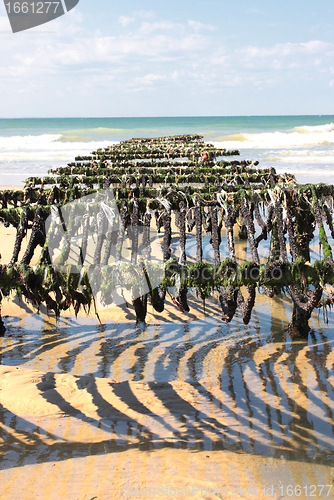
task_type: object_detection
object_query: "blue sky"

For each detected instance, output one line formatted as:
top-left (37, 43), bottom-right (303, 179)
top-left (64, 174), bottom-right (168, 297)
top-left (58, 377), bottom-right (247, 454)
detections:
top-left (0, 0), bottom-right (334, 117)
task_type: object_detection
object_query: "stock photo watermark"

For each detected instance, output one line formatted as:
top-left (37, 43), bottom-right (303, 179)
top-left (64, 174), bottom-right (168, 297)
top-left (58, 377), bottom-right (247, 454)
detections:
top-left (124, 483), bottom-right (333, 498)
top-left (44, 186), bottom-right (286, 314)
top-left (125, 485), bottom-right (261, 498)
top-left (3, 0), bottom-right (80, 33)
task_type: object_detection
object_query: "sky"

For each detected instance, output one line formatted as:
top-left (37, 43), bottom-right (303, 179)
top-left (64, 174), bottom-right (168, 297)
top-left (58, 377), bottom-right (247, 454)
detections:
top-left (0, 0), bottom-right (334, 117)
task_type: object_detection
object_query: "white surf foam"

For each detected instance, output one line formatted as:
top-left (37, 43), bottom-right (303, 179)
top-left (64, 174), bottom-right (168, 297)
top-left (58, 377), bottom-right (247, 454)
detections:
top-left (0, 133), bottom-right (117, 163)
top-left (0, 134), bottom-right (62, 149)
top-left (293, 123), bottom-right (334, 133)
top-left (212, 122), bottom-right (334, 149)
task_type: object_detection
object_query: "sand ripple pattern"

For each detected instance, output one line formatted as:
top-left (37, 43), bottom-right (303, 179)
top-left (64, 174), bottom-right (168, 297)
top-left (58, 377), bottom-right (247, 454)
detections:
top-left (1, 306), bottom-right (334, 471)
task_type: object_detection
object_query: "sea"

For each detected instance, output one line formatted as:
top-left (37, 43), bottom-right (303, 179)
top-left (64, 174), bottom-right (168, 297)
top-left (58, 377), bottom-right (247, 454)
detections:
top-left (0, 115), bottom-right (334, 186)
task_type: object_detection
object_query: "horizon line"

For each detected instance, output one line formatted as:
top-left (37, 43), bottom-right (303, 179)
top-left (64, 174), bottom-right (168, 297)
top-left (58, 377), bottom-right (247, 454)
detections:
top-left (0, 114), bottom-right (332, 120)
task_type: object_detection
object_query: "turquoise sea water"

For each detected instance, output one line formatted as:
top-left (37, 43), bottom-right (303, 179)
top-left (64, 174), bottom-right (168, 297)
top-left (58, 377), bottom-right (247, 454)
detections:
top-left (0, 115), bottom-right (334, 185)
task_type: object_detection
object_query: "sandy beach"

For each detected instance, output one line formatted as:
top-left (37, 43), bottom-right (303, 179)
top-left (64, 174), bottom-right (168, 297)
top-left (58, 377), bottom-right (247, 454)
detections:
top-left (1, 200), bottom-right (334, 500)
top-left (1, 302), bottom-right (334, 500)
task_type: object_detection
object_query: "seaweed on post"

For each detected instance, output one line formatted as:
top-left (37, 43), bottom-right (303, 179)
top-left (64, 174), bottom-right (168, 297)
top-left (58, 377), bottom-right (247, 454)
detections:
top-left (20, 208), bottom-right (46, 266)
top-left (115, 204), bottom-right (127, 264)
top-left (288, 286), bottom-right (323, 337)
top-left (161, 200), bottom-right (172, 262)
top-left (239, 196), bottom-right (260, 265)
top-left (176, 201), bottom-right (189, 312)
top-left (142, 207), bottom-right (152, 261)
top-left (10, 207), bottom-right (29, 265)
top-left (195, 198), bottom-right (202, 263)
top-left (210, 205), bottom-right (221, 267)
top-left (130, 199), bottom-right (139, 265)
top-left (93, 207), bottom-right (107, 266)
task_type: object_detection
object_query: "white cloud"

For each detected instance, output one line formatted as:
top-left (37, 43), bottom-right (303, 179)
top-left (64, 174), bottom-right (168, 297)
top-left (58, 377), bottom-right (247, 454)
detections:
top-left (0, 30), bottom-right (210, 75)
top-left (188, 20), bottom-right (216, 32)
top-left (1, 7), bottom-right (334, 104)
top-left (119, 16), bottom-right (135, 27)
top-left (301, 40), bottom-right (332, 53)
top-left (0, 15), bottom-right (10, 30)
top-left (139, 21), bottom-right (184, 35)
top-left (129, 73), bottom-right (167, 91)
top-left (118, 10), bottom-right (155, 28)
top-left (239, 40), bottom-right (333, 60)
top-left (133, 10), bottom-right (155, 20)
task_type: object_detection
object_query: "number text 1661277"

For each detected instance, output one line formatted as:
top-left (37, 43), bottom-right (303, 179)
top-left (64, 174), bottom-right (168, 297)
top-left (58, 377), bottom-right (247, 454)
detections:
top-left (5, 2), bottom-right (60, 15)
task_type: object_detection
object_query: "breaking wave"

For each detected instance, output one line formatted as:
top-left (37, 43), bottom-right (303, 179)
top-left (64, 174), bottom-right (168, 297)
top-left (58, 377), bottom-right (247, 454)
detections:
top-left (213, 122), bottom-right (334, 149)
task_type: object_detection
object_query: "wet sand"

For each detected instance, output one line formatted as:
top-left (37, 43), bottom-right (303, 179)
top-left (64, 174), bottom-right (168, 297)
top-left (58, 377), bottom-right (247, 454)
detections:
top-left (1, 303), bottom-right (334, 500)
top-left (1, 201), bottom-right (334, 499)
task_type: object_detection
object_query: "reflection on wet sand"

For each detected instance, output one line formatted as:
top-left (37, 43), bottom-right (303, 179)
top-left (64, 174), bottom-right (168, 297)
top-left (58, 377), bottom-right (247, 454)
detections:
top-left (0, 294), bottom-right (334, 499)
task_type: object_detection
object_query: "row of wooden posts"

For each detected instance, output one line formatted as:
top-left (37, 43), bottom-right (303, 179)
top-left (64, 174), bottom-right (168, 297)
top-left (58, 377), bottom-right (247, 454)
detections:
top-left (0, 134), bottom-right (333, 336)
